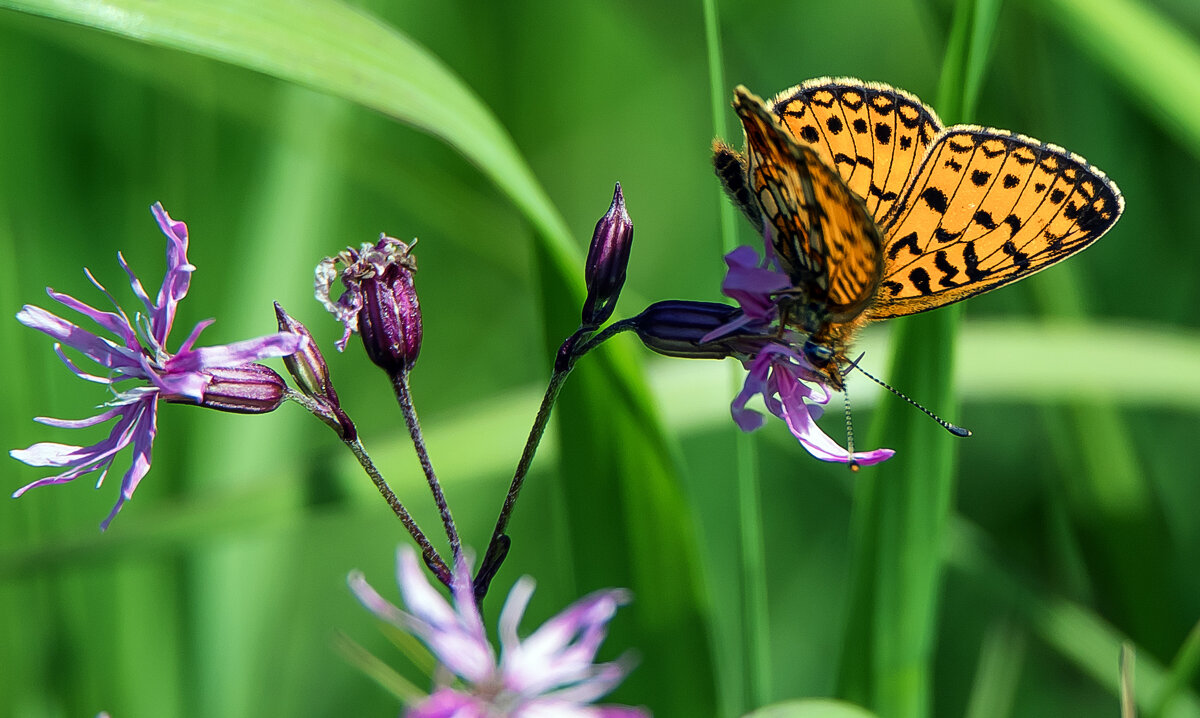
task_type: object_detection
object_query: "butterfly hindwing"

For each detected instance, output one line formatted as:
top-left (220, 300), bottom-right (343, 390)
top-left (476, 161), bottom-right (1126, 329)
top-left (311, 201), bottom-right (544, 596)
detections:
top-left (734, 87), bottom-right (885, 321)
top-left (867, 126), bottom-right (1124, 319)
top-left (773, 77), bottom-right (944, 221)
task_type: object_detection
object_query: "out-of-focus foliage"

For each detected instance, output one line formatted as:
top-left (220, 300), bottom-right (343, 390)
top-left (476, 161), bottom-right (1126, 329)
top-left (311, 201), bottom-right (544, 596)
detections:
top-left (1, 0), bottom-right (1197, 717)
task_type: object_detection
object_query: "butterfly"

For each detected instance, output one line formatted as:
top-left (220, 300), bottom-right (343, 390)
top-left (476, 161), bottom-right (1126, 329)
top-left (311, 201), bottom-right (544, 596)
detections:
top-left (713, 78), bottom-right (1124, 390)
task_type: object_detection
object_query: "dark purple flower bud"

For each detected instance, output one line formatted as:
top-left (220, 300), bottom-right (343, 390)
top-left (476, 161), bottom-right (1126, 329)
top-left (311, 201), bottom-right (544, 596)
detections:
top-left (163, 363), bottom-right (287, 414)
top-left (316, 234), bottom-right (422, 377)
top-left (581, 183), bottom-right (633, 329)
top-left (274, 302), bottom-right (356, 440)
top-left (632, 300), bottom-right (768, 359)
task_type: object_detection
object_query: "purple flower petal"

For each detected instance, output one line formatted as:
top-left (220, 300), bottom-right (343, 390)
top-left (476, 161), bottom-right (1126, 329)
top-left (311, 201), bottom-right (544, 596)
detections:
top-left (729, 343), bottom-right (893, 466)
top-left (16, 305), bottom-right (141, 374)
top-left (393, 547), bottom-right (494, 684)
top-left (148, 202), bottom-right (194, 345)
top-left (356, 545), bottom-right (644, 716)
top-left (12, 203), bottom-right (302, 528)
top-left (407, 688), bottom-right (487, 718)
top-left (720, 245), bottom-right (790, 321)
top-left (47, 285), bottom-right (139, 350)
top-left (500, 582), bottom-right (623, 696)
top-left (170, 332), bottom-right (304, 373)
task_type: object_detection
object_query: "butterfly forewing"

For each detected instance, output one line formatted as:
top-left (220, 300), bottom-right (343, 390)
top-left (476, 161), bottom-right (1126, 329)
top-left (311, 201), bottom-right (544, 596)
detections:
top-left (868, 127), bottom-right (1124, 319)
top-left (735, 87), bottom-right (884, 320)
top-left (773, 78), bottom-right (944, 221)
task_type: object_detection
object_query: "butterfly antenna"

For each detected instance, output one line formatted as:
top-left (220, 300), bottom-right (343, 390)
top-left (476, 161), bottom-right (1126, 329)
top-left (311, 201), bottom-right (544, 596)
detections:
top-left (847, 358), bottom-right (972, 437)
top-left (841, 372), bottom-right (860, 472)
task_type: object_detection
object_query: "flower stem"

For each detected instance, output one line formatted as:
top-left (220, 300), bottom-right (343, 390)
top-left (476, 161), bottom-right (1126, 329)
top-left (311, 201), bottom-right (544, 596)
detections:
top-left (345, 436), bottom-right (451, 586)
top-left (474, 360), bottom-right (571, 601)
top-left (574, 319), bottom-right (635, 356)
top-left (473, 320), bottom-right (637, 601)
top-left (392, 371), bottom-right (463, 569)
top-left (285, 389), bottom-right (451, 585)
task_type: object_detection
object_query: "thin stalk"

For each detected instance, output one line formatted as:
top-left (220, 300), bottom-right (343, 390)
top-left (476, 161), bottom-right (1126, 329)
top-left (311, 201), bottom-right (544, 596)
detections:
top-left (703, 0), bottom-right (769, 710)
top-left (474, 321), bottom-right (635, 601)
top-left (475, 361), bottom-right (573, 601)
top-left (344, 436), bottom-right (450, 586)
top-left (286, 388), bottom-right (450, 585)
top-left (392, 371), bottom-right (462, 569)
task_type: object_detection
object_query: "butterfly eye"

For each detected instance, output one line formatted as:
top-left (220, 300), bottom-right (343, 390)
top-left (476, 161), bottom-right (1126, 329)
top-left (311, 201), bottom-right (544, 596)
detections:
top-left (803, 341), bottom-right (834, 367)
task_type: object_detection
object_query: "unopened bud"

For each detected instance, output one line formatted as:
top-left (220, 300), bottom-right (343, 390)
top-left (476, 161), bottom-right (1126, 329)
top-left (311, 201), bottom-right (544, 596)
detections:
top-left (317, 234), bottom-right (422, 377)
top-left (164, 363), bottom-right (287, 414)
top-left (275, 303), bottom-right (332, 399)
top-left (274, 303), bottom-right (356, 439)
top-left (581, 183), bottom-right (633, 329)
top-left (632, 300), bottom-right (764, 359)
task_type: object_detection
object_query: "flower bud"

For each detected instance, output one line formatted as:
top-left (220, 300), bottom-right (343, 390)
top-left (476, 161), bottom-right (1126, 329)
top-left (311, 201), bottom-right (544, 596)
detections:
top-left (275, 303), bottom-right (332, 399)
top-left (581, 183), bottom-right (633, 329)
top-left (632, 300), bottom-right (765, 359)
top-left (274, 302), bottom-right (356, 440)
top-left (316, 234), bottom-right (422, 377)
top-left (164, 363), bottom-right (288, 414)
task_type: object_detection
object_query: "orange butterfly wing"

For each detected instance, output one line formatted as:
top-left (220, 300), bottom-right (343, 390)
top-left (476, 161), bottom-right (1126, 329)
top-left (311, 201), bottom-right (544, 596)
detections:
top-left (734, 86), bottom-right (884, 323)
top-left (769, 79), bottom-right (1124, 321)
top-left (772, 77), bottom-right (943, 221)
top-left (867, 126), bottom-right (1124, 318)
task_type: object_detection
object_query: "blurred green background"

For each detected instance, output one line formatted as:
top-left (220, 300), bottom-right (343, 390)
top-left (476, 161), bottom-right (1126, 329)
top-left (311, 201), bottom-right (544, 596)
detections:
top-left (1, 0), bottom-right (1198, 717)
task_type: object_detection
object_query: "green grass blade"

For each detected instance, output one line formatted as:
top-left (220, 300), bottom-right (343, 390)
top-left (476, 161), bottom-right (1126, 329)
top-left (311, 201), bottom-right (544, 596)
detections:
top-left (837, 1), bottom-right (999, 715)
top-left (703, 0), bottom-right (770, 712)
top-left (949, 520), bottom-right (1200, 718)
top-left (744, 698), bottom-right (881, 718)
top-left (0, 0), bottom-right (575, 257)
top-left (1149, 620), bottom-right (1200, 718)
top-left (1035, 0), bottom-right (1200, 160)
top-left (963, 618), bottom-right (1028, 718)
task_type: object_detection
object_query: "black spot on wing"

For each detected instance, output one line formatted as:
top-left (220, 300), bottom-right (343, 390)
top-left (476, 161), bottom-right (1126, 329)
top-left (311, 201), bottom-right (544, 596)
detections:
top-left (875, 123), bottom-right (892, 145)
top-left (899, 136), bottom-right (912, 150)
top-left (909, 267), bottom-right (933, 295)
top-left (945, 158), bottom-right (963, 172)
top-left (826, 116), bottom-right (844, 134)
top-left (973, 210), bottom-right (997, 230)
top-left (934, 227), bottom-right (959, 244)
top-left (962, 242), bottom-right (987, 282)
top-left (869, 184), bottom-right (899, 202)
top-left (971, 169), bottom-right (991, 187)
top-left (853, 118), bottom-right (868, 134)
top-left (934, 251), bottom-right (960, 287)
top-left (800, 125), bottom-right (819, 143)
top-left (882, 280), bottom-right (904, 296)
top-left (1034, 182), bottom-right (1046, 193)
top-left (888, 231), bottom-right (921, 260)
top-left (1049, 188), bottom-right (1066, 204)
top-left (1003, 214), bottom-right (1021, 236)
top-left (1001, 240), bottom-right (1031, 271)
top-left (1076, 201), bottom-right (1112, 234)
top-left (1003, 173), bottom-right (1020, 189)
top-left (921, 187), bottom-right (949, 214)
top-left (980, 143), bottom-right (1006, 159)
